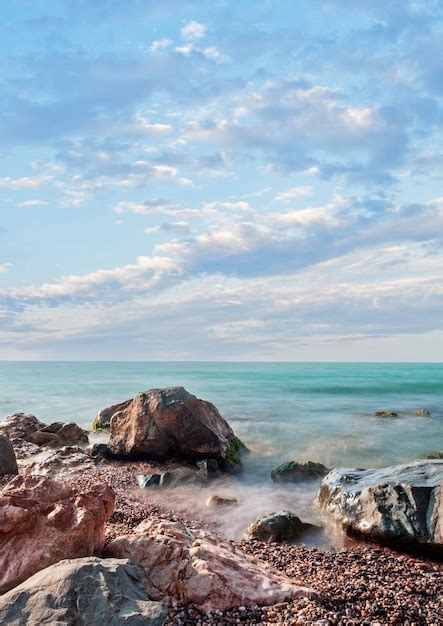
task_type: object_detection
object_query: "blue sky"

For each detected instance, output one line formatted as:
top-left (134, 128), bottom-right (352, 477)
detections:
top-left (0, 0), bottom-right (442, 360)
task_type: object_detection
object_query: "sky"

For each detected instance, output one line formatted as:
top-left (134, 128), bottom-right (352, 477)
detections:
top-left (0, 0), bottom-right (442, 361)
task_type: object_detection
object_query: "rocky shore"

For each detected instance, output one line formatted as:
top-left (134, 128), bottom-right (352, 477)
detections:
top-left (0, 387), bottom-right (442, 625)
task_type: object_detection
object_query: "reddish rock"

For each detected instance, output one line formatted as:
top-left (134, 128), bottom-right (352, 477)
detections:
top-left (0, 475), bottom-right (114, 593)
top-left (107, 387), bottom-right (246, 471)
top-left (105, 518), bottom-right (317, 612)
top-left (0, 413), bottom-right (89, 452)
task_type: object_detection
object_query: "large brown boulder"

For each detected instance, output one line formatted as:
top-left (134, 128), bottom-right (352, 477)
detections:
top-left (0, 412), bottom-right (89, 452)
top-left (105, 518), bottom-right (317, 612)
top-left (0, 475), bottom-right (114, 593)
top-left (0, 557), bottom-right (167, 625)
top-left (107, 387), bottom-right (246, 471)
top-left (0, 435), bottom-right (18, 476)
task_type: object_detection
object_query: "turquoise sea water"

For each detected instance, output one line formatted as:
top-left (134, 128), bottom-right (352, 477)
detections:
top-left (2, 362), bottom-right (442, 540)
top-left (1, 361), bottom-right (442, 470)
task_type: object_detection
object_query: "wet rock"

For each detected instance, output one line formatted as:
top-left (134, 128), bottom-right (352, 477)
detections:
top-left (196, 458), bottom-right (222, 479)
top-left (86, 442), bottom-right (113, 460)
top-left (104, 518), bottom-right (317, 611)
top-left (425, 451), bottom-right (443, 459)
top-left (271, 461), bottom-right (329, 483)
top-left (107, 387), bottom-right (247, 471)
top-left (206, 494), bottom-right (238, 507)
top-left (0, 435), bottom-right (18, 476)
top-left (414, 408), bottom-right (431, 416)
top-left (0, 474), bottom-right (114, 592)
top-left (245, 511), bottom-right (319, 543)
top-left (0, 412), bottom-right (89, 449)
top-left (374, 411), bottom-right (398, 417)
top-left (0, 557), bottom-right (167, 625)
top-left (318, 460), bottom-right (443, 554)
top-left (26, 446), bottom-right (96, 477)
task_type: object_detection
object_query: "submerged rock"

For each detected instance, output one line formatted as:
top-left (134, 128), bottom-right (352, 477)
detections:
top-left (0, 474), bottom-right (114, 593)
top-left (318, 460), bottom-right (443, 554)
top-left (206, 494), bottom-right (238, 507)
top-left (0, 435), bottom-right (18, 476)
top-left (107, 387), bottom-right (247, 471)
top-left (0, 557), bottom-right (167, 625)
top-left (245, 511), bottom-right (319, 543)
top-left (0, 412), bottom-right (89, 451)
top-left (374, 411), bottom-right (398, 417)
top-left (414, 408), bottom-right (431, 416)
top-left (271, 460), bottom-right (329, 483)
top-left (104, 518), bottom-right (317, 611)
top-left (425, 451), bottom-right (443, 459)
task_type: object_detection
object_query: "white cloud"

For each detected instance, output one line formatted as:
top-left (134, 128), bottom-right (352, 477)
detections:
top-left (270, 207), bottom-right (341, 228)
top-left (0, 263), bottom-right (12, 274)
top-left (150, 38), bottom-right (172, 53)
top-left (0, 175), bottom-right (52, 189)
top-left (17, 199), bottom-right (48, 207)
top-left (181, 20), bottom-right (207, 41)
top-left (274, 186), bottom-right (313, 203)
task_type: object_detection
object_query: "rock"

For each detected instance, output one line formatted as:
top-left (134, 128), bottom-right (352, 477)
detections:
top-left (0, 435), bottom-right (18, 476)
top-left (425, 451), bottom-right (443, 459)
top-left (93, 398), bottom-right (133, 430)
top-left (374, 411), bottom-right (398, 417)
top-left (86, 442), bottom-right (113, 460)
top-left (414, 408), bottom-right (431, 416)
top-left (0, 474), bottom-right (114, 592)
top-left (104, 518), bottom-right (317, 611)
top-left (206, 494), bottom-right (238, 507)
top-left (137, 467), bottom-right (205, 489)
top-left (0, 557), bottom-right (167, 625)
top-left (8, 437), bottom-right (41, 459)
top-left (0, 412), bottom-right (89, 449)
top-left (271, 461), bottom-right (330, 483)
top-left (196, 458), bottom-right (221, 479)
top-left (25, 446), bottom-right (96, 477)
top-left (245, 511), bottom-right (319, 543)
top-left (318, 460), bottom-right (443, 554)
top-left (107, 387), bottom-right (247, 471)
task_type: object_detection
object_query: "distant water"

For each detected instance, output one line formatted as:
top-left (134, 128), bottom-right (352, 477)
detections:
top-left (2, 361), bottom-right (442, 541)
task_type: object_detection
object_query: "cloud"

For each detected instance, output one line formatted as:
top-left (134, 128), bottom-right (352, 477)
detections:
top-left (17, 199), bottom-right (49, 207)
top-left (274, 186), bottom-right (313, 203)
top-left (150, 38), bottom-right (172, 53)
top-left (0, 263), bottom-right (12, 274)
top-left (0, 175), bottom-right (52, 189)
top-left (181, 20), bottom-right (207, 41)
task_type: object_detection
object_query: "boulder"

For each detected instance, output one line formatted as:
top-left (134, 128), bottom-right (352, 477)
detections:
top-left (25, 446), bottom-right (96, 477)
top-left (318, 460), bottom-right (443, 554)
top-left (86, 442), bottom-right (113, 460)
top-left (93, 398), bottom-right (133, 430)
top-left (0, 474), bottom-right (114, 592)
top-left (374, 411), bottom-right (398, 417)
top-left (425, 451), bottom-right (443, 459)
top-left (107, 387), bottom-right (247, 471)
top-left (0, 435), bottom-right (18, 476)
top-left (0, 412), bottom-right (89, 449)
top-left (104, 518), bottom-right (317, 611)
top-left (414, 408), bottom-right (431, 416)
top-left (245, 511), bottom-right (319, 543)
top-left (271, 461), bottom-right (329, 483)
top-left (0, 557), bottom-right (167, 625)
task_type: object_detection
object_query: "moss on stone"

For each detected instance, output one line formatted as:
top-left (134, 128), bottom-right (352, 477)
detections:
top-left (225, 436), bottom-right (248, 466)
top-left (91, 417), bottom-right (110, 433)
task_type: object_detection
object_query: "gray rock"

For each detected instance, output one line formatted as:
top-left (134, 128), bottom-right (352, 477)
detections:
top-left (0, 435), bottom-right (18, 476)
top-left (318, 460), bottom-right (443, 553)
top-left (137, 466), bottom-right (209, 489)
top-left (271, 461), bottom-right (329, 483)
top-left (26, 446), bottom-right (96, 477)
top-left (0, 412), bottom-right (88, 448)
top-left (8, 438), bottom-right (41, 459)
top-left (0, 557), bottom-right (166, 625)
top-left (245, 511), bottom-right (319, 543)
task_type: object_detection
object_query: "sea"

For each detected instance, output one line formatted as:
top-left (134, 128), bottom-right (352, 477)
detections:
top-left (1, 361), bottom-right (442, 541)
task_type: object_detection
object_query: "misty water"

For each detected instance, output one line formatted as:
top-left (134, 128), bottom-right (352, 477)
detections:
top-left (2, 361), bottom-right (442, 543)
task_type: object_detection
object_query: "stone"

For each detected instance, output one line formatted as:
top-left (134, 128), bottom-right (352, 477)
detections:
top-left (374, 411), bottom-right (398, 417)
top-left (86, 442), bottom-right (113, 459)
top-left (0, 474), bottom-right (114, 592)
top-left (318, 460), bottom-right (443, 554)
top-left (206, 494), bottom-right (238, 507)
top-left (137, 467), bottom-right (206, 489)
top-left (271, 461), bottom-right (330, 483)
top-left (104, 518), bottom-right (317, 612)
top-left (25, 446), bottom-right (96, 477)
top-left (196, 458), bottom-right (221, 479)
top-left (0, 412), bottom-right (89, 449)
top-left (107, 387), bottom-right (247, 471)
top-left (425, 451), bottom-right (443, 459)
top-left (245, 511), bottom-right (319, 543)
top-left (0, 557), bottom-right (167, 625)
top-left (8, 438), bottom-right (41, 459)
top-left (414, 408), bottom-right (431, 416)
top-left (93, 398), bottom-right (133, 429)
top-left (0, 435), bottom-right (18, 476)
